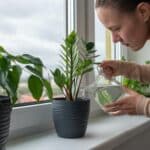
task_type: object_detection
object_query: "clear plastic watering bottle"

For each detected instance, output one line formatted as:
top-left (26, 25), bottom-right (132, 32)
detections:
top-left (81, 65), bottom-right (124, 109)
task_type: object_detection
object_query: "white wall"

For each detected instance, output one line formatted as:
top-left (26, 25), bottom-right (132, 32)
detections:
top-left (127, 41), bottom-right (150, 64)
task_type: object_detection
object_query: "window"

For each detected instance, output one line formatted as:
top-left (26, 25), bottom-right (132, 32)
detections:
top-left (0, 0), bottom-right (67, 103)
top-left (95, 15), bottom-right (113, 62)
top-left (95, 16), bottom-right (107, 62)
top-left (9, 0), bottom-right (123, 139)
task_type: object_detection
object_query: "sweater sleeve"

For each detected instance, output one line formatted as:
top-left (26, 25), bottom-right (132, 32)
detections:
top-left (122, 63), bottom-right (150, 117)
top-left (136, 96), bottom-right (150, 117)
top-left (120, 62), bottom-right (150, 83)
top-left (138, 64), bottom-right (150, 83)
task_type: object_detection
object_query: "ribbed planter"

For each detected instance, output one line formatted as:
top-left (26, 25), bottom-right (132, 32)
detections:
top-left (52, 97), bottom-right (90, 138)
top-left (0, 96), bottom-right (12, 150)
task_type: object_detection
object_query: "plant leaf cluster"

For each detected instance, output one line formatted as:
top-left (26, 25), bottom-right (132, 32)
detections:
top-left (51, 31), bottom-right (98, 101)
top-left (122, 56), bottom-right (150, 97)
top-left (0, 46), bottom-right (53, 104)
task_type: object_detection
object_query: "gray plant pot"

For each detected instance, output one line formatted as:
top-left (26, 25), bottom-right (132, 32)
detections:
top-left (0, 96), bottom-right (12, 150)
top-left (52, 97), bottom-right (90, 138)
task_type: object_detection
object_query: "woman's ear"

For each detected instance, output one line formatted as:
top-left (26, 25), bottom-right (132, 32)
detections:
top-left (136, 2), bottom-right (150, 22)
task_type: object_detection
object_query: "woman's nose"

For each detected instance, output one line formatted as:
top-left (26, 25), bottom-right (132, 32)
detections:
top-left (112, 32), bottom-right (121, 43)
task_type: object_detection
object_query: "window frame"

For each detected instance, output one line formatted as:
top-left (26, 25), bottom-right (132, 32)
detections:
top-left (75, 0), bottom-right (103, 115)
top-left (9, 0), bottom-right (123, 140)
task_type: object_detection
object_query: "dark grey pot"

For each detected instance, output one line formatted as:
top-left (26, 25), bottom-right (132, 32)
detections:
top-left (0, 96), bottom-right (12, 150)
top-left (52, 97), bottom-right (90, 138)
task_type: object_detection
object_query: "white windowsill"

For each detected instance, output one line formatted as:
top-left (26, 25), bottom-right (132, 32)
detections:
top-left (6, 114), bottom-right (150, 150)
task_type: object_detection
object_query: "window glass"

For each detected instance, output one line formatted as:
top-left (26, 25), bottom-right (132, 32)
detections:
top-left (0, 0), bottom-right (66, 103)
top-left (95, 12), bottom-right (113, 76)
top-left (95, 15), bottom-right (106, 62)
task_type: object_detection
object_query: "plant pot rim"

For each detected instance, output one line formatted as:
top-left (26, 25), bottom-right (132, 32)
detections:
top-left (53, 97), bottom-right (90, 102)
top-left (0, 96), bottom-right (10, 102)
top-left (0, 95), bottom-right (9, 98)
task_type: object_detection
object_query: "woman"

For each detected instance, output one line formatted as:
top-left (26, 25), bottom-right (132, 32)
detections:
top-left (95, 0), bottom-right (150, 116)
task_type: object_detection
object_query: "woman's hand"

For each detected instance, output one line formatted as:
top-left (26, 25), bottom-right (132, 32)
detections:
top-left (103, 87), bottom-right (146, 115)
top-left (100, 60), bottom-right (122, 79)
top-left (100, 60), bottom-right (137, 80)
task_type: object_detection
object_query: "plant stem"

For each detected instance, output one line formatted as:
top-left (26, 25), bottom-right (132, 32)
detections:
top-left (63, 86), bottom-right (70, 101)
top-left (73, 77), bottom-right (77, 100)
top-left (69, 45), bottom-right (73, 101)
top-left (74, 74), bottom-right (83, 100)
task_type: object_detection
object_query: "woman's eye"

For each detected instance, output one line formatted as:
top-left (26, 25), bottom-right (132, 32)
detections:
top-left (109, 27), bottom-right (121, 32)
top-left (114, 28), bottom-right (120, 31)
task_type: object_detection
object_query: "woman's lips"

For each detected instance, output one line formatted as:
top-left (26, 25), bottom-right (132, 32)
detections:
top-left (122, 43), bottom-right (129, 47)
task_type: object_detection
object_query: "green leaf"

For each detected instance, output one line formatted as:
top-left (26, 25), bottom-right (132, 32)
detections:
top-left (7, 65), bottom-right (22, 92)
top-left (121, 58), bottom-right (150, 96)
top-left (28, 75), bottom-right (43, 101)
top-left (0, 55), bottom-right (10, 71)
top-left (42, 79), bottom-right (53, 100)
top-left (59, 54), bottom-right (68, 63)
top-left (145, 60), bottom-right (150, 64)
top-left (52, 69), bottom-right (65, 88)
top-left (82, 67), bottom-right (93, 75)
top-left (0, 46), bottom-right (7, 53)
top-left (87, 50), bottom-right (97, 54)
top-left (16, 54), bottom-right (43, 66)
top-left (121, 56), bottom-right (126, 61)
top-left (61, 44), bottom-right (66, 50)
top-left (0, 72), bottom-right (7, 87)
top-left (3, 65), bottom-right (22, 104)
top-left (65, 31), bottom-right (77, 47)
top-left (35, 65), bottom-right (43, 77)
top-left (86, 42), bottom-right (94, 51)
top-left (87, 54), bottom-right (100, 59)
top-left (16, 55), bottom-right (31, 64)
top-left (25, 65), bottom-right (43, 78)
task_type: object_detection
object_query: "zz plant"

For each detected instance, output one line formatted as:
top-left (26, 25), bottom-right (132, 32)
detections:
top-left (51, 31), bottom-right (98, 101)
top-left (0, 46), bottom-right (53, 105)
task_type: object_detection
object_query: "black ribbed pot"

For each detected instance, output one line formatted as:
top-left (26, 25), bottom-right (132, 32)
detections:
top-left (52, 97), bottom-right (90, 138)
top-left (0, 96), bottom-right (12, 150)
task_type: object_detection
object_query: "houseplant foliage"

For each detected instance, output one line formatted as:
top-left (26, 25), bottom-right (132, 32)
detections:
top-left (0, 46), bottom-right (53, 104)
top-left (122, 57), bottom-right (150, 97)
top-left (0, 46), bottom-right (52, 149)
top-left (51, 31), bottom-right (97, 101)
top-left (52, 31), bottom-right (98, 138)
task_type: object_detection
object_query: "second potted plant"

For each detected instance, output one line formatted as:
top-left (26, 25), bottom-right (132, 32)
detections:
top-left (0, 46), bottom-right (53, 149)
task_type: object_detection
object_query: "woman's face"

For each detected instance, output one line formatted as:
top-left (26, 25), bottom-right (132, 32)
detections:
top-left (96, 6), bottom-right (150, 51)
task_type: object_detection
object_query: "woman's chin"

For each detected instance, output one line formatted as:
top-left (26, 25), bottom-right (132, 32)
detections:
top-left (130, 44), bottom-right (145, 51)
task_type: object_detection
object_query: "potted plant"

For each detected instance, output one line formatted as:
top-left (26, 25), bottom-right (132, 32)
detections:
top-left (0, 46), bottom-right (52, 149)
top-left (51, 31), bottom-right (98, 138)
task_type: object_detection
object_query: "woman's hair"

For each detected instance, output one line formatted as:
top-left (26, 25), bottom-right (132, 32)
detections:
top-left (95, 0), bottom-right (150, 13)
